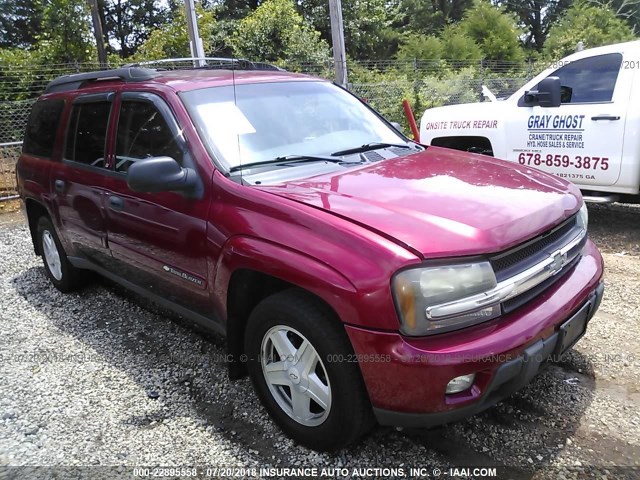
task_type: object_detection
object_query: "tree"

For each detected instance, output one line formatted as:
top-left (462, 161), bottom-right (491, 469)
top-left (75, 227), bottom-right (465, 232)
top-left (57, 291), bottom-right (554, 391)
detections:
top-left (230, 0), bottom-right (330, 65)
top-left (394, 0), bottom-right (473, 36)
top-left (587, 0), bottom-right (640, 35)
top-left (102, 0), bottom-right (171, 58)
top-left (397, 27), bottom-right (482, 61)
top-left (298, 0), bottom-right (401, 59)
top-left (0, 0), bottom-right (44, 48)
top-left (544, 1), bottom-right (636, 58)
top-left (131, 4), bottom-right (222, 61)
top-left (496, 0), bottom-right (571, 51)
top-left (458, 0), bottom-right (525, 62)
top-left (37, 0), bottom-right (94, 63)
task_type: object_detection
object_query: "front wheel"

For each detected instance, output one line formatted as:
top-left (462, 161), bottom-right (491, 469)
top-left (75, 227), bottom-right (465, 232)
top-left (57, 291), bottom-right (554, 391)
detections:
top-left (244, 289), bottom-right (373, 451)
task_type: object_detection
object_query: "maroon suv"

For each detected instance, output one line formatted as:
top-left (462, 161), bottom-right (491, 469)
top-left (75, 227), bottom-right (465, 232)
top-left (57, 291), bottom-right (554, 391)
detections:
top-left (17, 63), bottom-right (604, 451)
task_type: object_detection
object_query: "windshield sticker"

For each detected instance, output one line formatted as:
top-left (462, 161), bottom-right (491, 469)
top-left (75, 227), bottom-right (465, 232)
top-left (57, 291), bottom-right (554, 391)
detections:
top-left (196, 102), bottom-right (256, 136)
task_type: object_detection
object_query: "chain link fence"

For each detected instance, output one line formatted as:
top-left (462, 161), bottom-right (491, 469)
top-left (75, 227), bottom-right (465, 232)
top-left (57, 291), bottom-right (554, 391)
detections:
top-left (0, 58), bottom-right (539, 201)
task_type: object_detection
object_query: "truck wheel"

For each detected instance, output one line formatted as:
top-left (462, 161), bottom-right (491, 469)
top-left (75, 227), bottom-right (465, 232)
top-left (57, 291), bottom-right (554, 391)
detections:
top-left (244, 289), bottom-right (374, 451)
top-left (37, 216), bottom-right (85, 292)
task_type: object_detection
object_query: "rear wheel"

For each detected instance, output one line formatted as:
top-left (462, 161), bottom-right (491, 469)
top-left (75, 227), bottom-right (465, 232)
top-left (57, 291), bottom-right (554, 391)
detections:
top-left (37, 216), bottom-right (85, 292)
top-left (244, 289), bottom-right (374, 451)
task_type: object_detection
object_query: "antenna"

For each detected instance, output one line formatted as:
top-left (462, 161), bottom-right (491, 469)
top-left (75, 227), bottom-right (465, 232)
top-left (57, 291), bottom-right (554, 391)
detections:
top-left (232, 54), bottom-right (242, 184)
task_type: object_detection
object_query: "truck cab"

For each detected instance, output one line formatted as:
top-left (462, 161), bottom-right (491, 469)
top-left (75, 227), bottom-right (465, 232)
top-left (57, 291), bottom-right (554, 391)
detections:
top-left (420, 40), bottom-right (640, 203)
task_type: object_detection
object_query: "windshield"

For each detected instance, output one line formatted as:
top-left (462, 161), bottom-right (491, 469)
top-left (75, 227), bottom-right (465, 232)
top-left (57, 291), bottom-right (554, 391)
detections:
top-left (181, 81), bottom-right (406, 170)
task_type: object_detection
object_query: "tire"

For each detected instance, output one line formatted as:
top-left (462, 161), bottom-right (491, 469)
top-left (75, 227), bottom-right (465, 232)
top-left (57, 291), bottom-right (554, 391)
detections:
top-left (244, 289), bottom-right (374, 451)
top-left (36, 216), bottom-right (85, 293)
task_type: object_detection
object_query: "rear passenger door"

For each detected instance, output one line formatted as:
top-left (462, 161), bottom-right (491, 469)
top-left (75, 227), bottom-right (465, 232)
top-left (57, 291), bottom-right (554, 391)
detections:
top-left (50, 94), bottom-right (114, 265)
top-left (102, 92), bottom-right (211, 315)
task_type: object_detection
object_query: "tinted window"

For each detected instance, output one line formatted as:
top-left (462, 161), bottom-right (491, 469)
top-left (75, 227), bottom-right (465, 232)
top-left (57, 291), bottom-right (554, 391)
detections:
top-left (548, 53), bottom-right (622, 104)
top-left (115, 100), bottom-right (184, 173)
top-left (64, 101), bottom-right (111, 167)
top-left (23, 99), bottom-right (65, 158)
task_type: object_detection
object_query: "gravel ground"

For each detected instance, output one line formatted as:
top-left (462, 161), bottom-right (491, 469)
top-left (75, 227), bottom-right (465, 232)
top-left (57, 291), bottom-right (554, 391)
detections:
top-left (0, 204), bottom-right (639, 480)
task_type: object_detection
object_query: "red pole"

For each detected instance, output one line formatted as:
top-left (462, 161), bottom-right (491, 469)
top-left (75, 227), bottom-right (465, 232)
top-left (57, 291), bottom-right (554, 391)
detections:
top-left (402, 99), bottom-right (420, 142)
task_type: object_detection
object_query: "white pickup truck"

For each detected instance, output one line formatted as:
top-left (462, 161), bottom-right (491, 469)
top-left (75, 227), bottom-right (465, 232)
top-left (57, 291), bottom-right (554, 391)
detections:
top-left (419, 40), bottom-right (640, 203)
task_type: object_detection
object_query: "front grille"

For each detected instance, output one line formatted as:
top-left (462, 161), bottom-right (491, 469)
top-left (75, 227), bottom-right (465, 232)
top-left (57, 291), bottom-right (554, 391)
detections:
top-left (491, 215), bottom-right (578, 282)
top-left (501, 254), bottom-right (581, 314)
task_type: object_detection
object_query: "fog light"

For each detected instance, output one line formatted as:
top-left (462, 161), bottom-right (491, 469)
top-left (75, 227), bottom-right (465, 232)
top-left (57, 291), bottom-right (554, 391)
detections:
top-left (446, 373), bottom-right (476, 394)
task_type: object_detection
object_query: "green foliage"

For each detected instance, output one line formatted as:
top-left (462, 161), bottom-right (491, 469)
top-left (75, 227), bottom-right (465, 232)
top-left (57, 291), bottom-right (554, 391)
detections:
top-left (102, 0), bottom-right (171, 58)
top-left (397, 34), bottom-right (445, 60)
top-left (131, 5), bottom-right (222, 61)
top-left (417, 67), bottom-right (480, 108)
top-left (441, 26), bottom-right (484, 61)
top-left (297, 0), bottom-right (401, 59)
top-left (394, 0), bottom-right (472, 35)
top-left (0, 0), bottom-right (44, 48)
top-left (230, 0), bottom-right (330, 65)
top-left (458, 1), bottom-right (525, 62)
top-left (544, 1), bottom-right (636, 58)
top-left (497, 0), bottom-right (571, 51)
top-left (37, 0), bottom-right (94, 64)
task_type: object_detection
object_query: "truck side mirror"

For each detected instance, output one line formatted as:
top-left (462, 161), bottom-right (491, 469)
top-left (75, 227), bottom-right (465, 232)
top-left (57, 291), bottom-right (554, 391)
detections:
top-left (127, 156), bottom-right (202, 198)
top-left (524, 77), bottom-right (561, 108)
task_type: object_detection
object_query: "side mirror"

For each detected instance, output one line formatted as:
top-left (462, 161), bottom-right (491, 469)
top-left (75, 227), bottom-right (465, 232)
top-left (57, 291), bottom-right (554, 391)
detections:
top-left (524, 76), bottom-right (561, 108)
top-left (127, 156), bottom-right (201, 197)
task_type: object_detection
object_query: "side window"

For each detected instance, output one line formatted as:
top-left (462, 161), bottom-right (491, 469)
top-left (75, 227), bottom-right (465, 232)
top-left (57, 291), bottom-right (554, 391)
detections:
top-left (547, 53), bottom-right (623, 104)
top-left (115, 100), bottom-right (184, 173)
top-left (23, 99), bottom-right (65, 158)
top-left (64, 101), bottom-right (111, 168)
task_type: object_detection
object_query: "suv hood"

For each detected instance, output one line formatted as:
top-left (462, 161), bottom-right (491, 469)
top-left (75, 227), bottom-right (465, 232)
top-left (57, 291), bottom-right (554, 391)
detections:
top-left (260, 147), bottom-right (582, 258)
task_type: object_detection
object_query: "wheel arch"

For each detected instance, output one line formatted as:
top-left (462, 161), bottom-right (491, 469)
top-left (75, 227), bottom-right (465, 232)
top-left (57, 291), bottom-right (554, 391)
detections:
top-left (430, 135), bottom-right (494, 156)
top-left (216, 236), bottom-right (357, 380)
top-left (24, 197), bottom-right (51, 256)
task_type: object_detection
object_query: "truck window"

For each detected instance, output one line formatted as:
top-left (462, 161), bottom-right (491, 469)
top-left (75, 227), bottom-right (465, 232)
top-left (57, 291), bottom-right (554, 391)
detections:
top-left (115, 100), bottom-right (184, 173)
top-left (544, 53), bottom-right (623, 104)
top-left (64, 101), bottom-right (112, 168)
top-left (23, 99), bottom-right (65, 158)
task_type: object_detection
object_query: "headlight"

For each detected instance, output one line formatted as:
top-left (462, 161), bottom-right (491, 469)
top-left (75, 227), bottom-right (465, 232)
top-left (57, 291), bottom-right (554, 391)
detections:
top-left (392, 262), bottom-right (501, 336)
top-left (577, 202), bottom-right (588, 231)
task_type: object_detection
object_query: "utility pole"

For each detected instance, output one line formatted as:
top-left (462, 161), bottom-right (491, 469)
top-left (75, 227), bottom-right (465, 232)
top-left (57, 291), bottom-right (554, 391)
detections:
top-left (329, 0), bottom-right (348, 86)
top-left (185, 0), bottom-right (206, 67)
top-left (87, 0), bottom-right (108, 68)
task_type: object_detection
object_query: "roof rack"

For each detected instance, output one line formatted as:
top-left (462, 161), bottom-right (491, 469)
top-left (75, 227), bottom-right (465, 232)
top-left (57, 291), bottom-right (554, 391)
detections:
top-left (124, 57), bottom-right (284, 71)
top-left (45, 67), bottom-right (158, 94)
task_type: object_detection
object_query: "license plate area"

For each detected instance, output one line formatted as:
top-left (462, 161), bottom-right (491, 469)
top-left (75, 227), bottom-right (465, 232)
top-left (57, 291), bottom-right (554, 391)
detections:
top-left (555, 302), bottom-right (591, 355)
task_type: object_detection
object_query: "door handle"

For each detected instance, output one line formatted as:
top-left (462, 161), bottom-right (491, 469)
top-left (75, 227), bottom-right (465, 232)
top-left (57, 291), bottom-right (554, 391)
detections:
top-left (591, 115), bottom-right (620, 121)
top-left (109, 196), bottom-right (124, 211)
top-left (54, 179), bottom-right (65, 192)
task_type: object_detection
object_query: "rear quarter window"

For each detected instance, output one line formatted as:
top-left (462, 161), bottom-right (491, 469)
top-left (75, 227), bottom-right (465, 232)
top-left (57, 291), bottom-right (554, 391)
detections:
top-left (23, 99), bottom-right (65, 158)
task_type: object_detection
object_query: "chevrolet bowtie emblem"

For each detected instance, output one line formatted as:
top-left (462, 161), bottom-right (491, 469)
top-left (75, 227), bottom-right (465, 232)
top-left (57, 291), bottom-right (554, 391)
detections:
top-left (549, 251), bottom-right (564, 275)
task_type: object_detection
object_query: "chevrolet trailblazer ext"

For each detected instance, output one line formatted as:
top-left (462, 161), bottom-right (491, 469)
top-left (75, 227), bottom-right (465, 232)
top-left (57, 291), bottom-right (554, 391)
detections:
top-left (17, 61), bottom-right (603, 451)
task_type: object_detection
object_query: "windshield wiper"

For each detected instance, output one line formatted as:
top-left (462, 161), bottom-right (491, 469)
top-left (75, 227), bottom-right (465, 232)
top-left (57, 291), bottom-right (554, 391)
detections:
top-left (331, 142), bottom-right (414, 157)
top-left (229, 154), bottom-right (347, 173)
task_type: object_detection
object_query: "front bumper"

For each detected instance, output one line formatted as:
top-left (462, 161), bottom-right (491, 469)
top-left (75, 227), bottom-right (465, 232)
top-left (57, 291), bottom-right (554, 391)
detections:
top-left (345, 240), bottom-right (604, 426)
top-left (374, 282), bottom-right (603, 427)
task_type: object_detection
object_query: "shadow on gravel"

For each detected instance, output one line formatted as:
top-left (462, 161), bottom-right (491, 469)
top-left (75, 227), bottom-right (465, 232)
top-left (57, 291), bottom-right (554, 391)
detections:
top-left (588, 203), bottom-right (640, 256)
top-left (12, 264), bottom-right (596, 475)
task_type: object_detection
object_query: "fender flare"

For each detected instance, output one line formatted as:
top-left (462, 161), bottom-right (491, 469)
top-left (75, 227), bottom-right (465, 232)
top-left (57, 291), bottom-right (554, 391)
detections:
top-left (212, 235), bottom-right (359, 324)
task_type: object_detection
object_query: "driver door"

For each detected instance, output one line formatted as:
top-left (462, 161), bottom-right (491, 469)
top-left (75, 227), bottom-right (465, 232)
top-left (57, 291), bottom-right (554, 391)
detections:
top-left (102, 92), bottom-right (212, 315)
top-left (504, 53), bottom-right (631, 188)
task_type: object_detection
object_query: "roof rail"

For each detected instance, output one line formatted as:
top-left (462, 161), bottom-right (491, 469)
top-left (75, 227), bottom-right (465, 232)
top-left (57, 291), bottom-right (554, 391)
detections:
top-left (44, 67), bottom-right (159, 94)
top-left (124, 57), bottom-right (284, 71)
